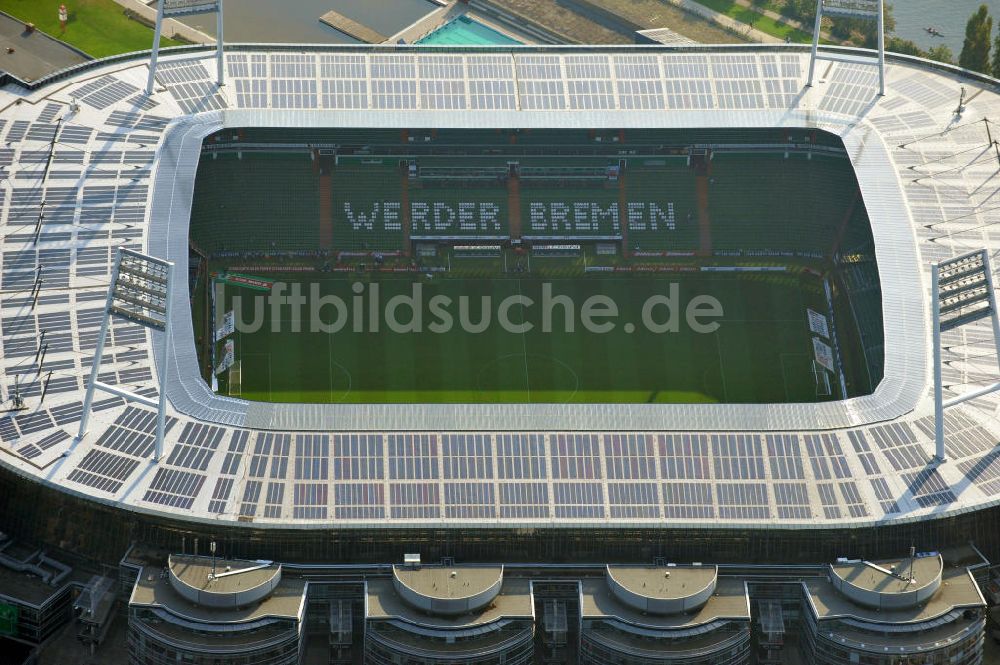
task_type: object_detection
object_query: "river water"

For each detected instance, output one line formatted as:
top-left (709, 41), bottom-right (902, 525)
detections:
top-left (181, 0), bottom-right (993, 57)
top-left (180, 0), bottom-right (437, 44)
top-left (892, 0), bottom-right (997, 58)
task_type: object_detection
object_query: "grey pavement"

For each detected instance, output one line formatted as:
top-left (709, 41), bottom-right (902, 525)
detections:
top-left (0, 12), bottom-right (87, 83)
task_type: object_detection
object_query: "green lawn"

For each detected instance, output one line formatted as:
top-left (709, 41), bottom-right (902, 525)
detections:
top-left (693, 0), bottom-right (813, 43)
top-left (0, 0), bottom-right (183, 58)
top-left (215, 270), bottom-right (830, 405)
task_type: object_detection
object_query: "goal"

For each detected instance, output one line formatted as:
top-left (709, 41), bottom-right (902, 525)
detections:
top-left (228, 361), bottom-right (242, 397)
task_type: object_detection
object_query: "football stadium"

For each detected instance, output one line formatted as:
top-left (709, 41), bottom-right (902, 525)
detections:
top-left (188, 127), bottom-right (881, 405)
top-left (0, 2), bottom-right (999, 661)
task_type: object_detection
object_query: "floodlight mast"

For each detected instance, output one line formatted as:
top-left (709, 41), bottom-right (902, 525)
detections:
top-left (147, 0), bottom-right (225, 97)
top-left (77, 249), bottom-right (175, 463)
top-left (807, 0), bottom-right (885, 96)
top-left (930, 250), bottom-right (1000, 462)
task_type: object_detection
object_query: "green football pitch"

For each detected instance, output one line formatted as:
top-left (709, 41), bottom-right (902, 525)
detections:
top-left (216, 270), bottom-right (832, 404)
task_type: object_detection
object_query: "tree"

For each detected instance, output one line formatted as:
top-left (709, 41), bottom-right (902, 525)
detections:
top-left (927, 44), bottom-right (954, 65)
top-left (993, 23), bottom-right (1000, 76)
top-left (959, 4), bottom-right (993, 75)
top-left (886, 36), bottom-right (922, 57)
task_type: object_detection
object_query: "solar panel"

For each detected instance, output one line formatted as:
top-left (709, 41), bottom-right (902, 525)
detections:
top-left (442, 434), bottom-right (492, 480)
top-left (82, 79), bottom-right (140, 110)
top-left (248, 433), bottom-right (291, 479)
top-left (820, 63), bottom-right (880, 116)
top-left (229, 53), bottom-right (268, 79)
top-left (444, 482), bottom-right (495, 519)
top-left (36, 103), bottom-right (61, 123)
top-left (26, 124), bottom-right (59, 142)
top-left (294, 434), bottom-right (329, 480)
top-left (127, 94), bottom-right (159, 111)
top-left (608, 482), bottom-right (659, 519)
top-left (67, 449), bottom-right (140, 493)
top-left (270, 79), bottom-right (318, 109)
top-left (155, 60), bottom-right (212, 86)
top-left (263, 481), bottom-right (284, 518)
top-left (712, 434), bottom-right (764, 480)
top-left (846, 430), bottom-right (882, 475)
top-left (495, 434), bottom-right (546, 480)
top-left (662, 482), bottom-right (715, 519)
top-left (774, 482), bottom-right (810, 520)
top-left (659, 434), bottom-right (710, 479)
top-left (96, 424), bottom-right (153, 457)
top-left (240, 479), bottom-right (262, 517)
top-left (143, 467), bottom-right (206, 509)
top-left (838, 481), bottom-right (869, 518)
top-left (958, 449), bottom-right (1000, 496)
top-left (220, 430), bottom-right (249, 475)
top-left (916, 411), bottom-right (997, 459)
top-left (333, 434), bottom-right (383, 480)
top-left (0, 417), bottom-right (17, 443)
top-left (716, 483), bottom-right (770, 519)
top-left (165, 422), bottom-right (224, 471)
top-left (207, 476), bottom-right (234, 514)
top-left (551, 434), bottom-right (601, 480)
top-left (17, 443), bottom-right (42, 460)
top-left (293, 482), bottom-right (327, 519)
top-left (50, 401), bottom-right (84, 426)
top-left (168, 81), bottom-right (227, 114)
top-left (867, 422), bottom-right (925, 471)
top-left (371, 79), bottom-right (416, 110)
top-left (31, 429), bottom-right (67, 452)
top-left (319, 54), bottom-right (365, 79)
top-left (6, 120), bottom-right (29, 142)
top-left (498, 483), bottom-right (548, 519)
top-left (553, 482), bottom-right (604, 519)
top-left (388, 434), bottom-right (437, 480)
top-left (235, 79), bottom-right (268, 108)
top-left (389, 482), bottom-right (439, 519)
top-left (818, 483), bottom-right (841, 519)
top-left (467, 56), bottom-right (515, 111)
top-left (13, 410), bottom-right (53, 435)
top-left (420, 79), bottom-right (465, 111)
top-left (804, 433), bottom-right (851, 479)
top-left (106, 111), bottom-right (142, 129)
top-left (902, 468), bottom-right (957, 508)
top-left (605, 434), bottom-right (655, 480)
top-left (334, 483), bottom-right (384, 520)
top-left (321, 79), bottom-right (366, 110)
top-left (766, 434), bottom-right (805, 480)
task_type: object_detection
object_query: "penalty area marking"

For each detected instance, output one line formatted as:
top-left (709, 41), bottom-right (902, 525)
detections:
top-left (476, 353), bottom-right (581, 403)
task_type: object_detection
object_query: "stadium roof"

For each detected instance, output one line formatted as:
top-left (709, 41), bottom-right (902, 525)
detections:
top-left (0, 44), bottom-right (999, 532)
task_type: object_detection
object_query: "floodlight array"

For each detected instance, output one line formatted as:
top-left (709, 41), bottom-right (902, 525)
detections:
top-left (931, 249), bottom-right (1000, 462)
top-left (821, 0), bottom-right (879, 19)
top-left (937, 251), bottom-right (993, 332)
top-left (163, 0), bottom-right (220, 18)
top-left (111, 252), bottom-right (170, 330)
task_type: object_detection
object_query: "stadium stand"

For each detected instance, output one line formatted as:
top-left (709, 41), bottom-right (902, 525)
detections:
top-left (190, 153), bottom-right (319, 254)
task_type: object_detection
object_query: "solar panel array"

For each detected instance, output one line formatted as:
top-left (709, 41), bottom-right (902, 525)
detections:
top-left (0, 47), bottom-right (997, 531)
top-left (222, 51), bottom-right (807, 114)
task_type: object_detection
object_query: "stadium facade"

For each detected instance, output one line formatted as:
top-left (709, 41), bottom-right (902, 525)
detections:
top-left (0, 38), bottom-right (997, 635)
top-left (116, 548), bottom-right (988, 665)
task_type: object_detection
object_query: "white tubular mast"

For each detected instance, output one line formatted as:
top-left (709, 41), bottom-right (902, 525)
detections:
top-left (931, 250), bottom-right (1000, 463)
top-left (78, 249), bottom-right (175, 463)
top-left (807, 0), bottom-right (886, 96)
top-left (147, 0), bottom-right (225, 97)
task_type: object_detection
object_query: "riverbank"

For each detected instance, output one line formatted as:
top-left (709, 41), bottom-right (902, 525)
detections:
top-left (0, 0), bottom-right (182, 58)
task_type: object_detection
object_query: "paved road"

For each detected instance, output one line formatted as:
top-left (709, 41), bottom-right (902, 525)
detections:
top-left (0, 12), bottom-right (87, 83)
